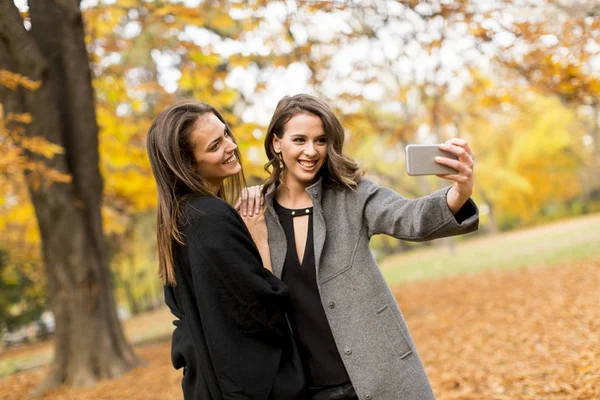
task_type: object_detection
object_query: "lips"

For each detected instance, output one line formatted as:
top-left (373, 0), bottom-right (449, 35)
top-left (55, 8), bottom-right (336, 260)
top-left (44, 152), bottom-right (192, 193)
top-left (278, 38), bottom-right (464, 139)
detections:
top-left (223, 154), bottom-right (237, 165)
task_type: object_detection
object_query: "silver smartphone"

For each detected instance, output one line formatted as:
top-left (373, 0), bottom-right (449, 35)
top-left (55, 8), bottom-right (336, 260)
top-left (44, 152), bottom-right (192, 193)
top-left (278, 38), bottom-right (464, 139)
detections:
top-left (405, 144), bottom-right (459, 176)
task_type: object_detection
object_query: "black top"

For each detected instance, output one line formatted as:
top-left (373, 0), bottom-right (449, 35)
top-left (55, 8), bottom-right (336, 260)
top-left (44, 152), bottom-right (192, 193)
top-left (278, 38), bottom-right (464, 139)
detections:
top-left (164, 196), bottom-right (305, 400)
top-left (274, 200), bottom-right (351, 388)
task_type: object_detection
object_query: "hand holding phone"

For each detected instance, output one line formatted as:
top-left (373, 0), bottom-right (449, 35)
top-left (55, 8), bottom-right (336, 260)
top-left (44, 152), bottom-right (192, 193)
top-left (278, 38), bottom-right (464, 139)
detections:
top-left (406, 139), bottom-right (475, 215)
top-left (405, 144), bottom-right (459, 176)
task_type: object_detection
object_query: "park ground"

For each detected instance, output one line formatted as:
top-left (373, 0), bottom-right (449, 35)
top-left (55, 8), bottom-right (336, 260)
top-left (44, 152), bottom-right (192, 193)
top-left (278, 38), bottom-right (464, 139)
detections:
top-left (1, 214), bottom-right (599, 400)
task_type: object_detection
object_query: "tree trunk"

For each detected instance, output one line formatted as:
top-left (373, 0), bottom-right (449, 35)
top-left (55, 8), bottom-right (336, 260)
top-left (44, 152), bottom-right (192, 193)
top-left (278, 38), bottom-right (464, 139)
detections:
top-left (0, 0), bottom-right (139, 393)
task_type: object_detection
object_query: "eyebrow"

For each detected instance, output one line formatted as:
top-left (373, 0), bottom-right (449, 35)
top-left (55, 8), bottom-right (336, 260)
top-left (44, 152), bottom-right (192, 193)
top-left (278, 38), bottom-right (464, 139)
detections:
top-left (289, 133), bottom-right (326, 138)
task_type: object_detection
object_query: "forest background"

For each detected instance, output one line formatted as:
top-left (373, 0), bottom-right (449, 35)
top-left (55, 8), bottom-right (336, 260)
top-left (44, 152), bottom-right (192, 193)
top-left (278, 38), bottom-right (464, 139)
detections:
top-left (0, 0), bottom-right (599, 395)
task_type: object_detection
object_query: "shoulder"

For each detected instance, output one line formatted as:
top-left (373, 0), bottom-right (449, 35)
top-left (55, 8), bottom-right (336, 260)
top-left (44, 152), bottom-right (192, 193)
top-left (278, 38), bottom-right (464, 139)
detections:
top-left (356, 177), bottom-right (379, 193)
top-left (180, 196), bottom-right (240, 228)
top-left (320, 179), bottom-right (374, 215)
top-left (325, 178), bottom-right (379, 199)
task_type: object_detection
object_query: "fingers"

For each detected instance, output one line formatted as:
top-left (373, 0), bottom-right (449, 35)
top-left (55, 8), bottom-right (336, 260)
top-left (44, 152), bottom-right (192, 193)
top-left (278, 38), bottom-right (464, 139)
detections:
top-left (247, 187), bottom-right (256, 217)
top-left (439, 139), bottom-right (474, 166)
top-left (248, 186), bottom-right (258, 217)
top-left (241, 187), bottom-right (248, 217)
top-left (435, 155), bottom-right (472, 178)
top-left (436, 139), bottom-right (474, 194)
top-left (239, 185), bottom-right (264, 217)
top-left (252, 185), bottom-right (261, 216)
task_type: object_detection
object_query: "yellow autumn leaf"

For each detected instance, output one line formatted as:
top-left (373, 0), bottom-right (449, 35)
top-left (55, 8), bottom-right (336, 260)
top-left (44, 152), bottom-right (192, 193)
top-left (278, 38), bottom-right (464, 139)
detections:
top-left (19, 136), bottom-right (65, 159)
top-left (7, 112), bottom-right (33, 124)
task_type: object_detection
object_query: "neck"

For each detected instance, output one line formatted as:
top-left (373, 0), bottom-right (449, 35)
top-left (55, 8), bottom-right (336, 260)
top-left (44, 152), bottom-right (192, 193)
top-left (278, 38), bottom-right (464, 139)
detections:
top-left (275, 175), bottom-right (315, 208)
top-left (206, 180), bottom-right (222, 197)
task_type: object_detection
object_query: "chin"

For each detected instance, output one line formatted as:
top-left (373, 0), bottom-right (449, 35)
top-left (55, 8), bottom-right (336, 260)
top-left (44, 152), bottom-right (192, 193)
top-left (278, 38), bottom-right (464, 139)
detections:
top-left (297, 173), bottom-right (319, 184)
top-left (225, 161), bottom-right (241, 174)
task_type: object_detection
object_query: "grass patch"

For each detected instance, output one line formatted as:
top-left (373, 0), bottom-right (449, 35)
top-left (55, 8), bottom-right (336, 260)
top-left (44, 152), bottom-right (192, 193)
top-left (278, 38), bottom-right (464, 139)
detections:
top-left (380, 213), bottom-right (600, 285)
top-left (0, 352), bottom-right (52, 377)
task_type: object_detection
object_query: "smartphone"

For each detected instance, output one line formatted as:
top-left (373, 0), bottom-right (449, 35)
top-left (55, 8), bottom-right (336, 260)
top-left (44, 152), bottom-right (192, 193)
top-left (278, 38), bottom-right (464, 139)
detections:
top-left (405, 144), bottom-right (459, 176)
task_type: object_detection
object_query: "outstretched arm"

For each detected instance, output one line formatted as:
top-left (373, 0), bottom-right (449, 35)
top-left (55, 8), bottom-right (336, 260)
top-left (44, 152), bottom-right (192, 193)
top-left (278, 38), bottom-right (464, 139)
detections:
top-left (361, 137), bottom-right (479, 241)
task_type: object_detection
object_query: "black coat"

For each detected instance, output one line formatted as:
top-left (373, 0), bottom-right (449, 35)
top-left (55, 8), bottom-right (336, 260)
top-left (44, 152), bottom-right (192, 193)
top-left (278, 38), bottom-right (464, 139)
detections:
top-left (164, 196), bottom-right (305, 399)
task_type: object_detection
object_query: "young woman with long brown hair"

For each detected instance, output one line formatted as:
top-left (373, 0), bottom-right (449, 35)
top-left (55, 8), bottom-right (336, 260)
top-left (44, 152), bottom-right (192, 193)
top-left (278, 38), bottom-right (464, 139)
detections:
top-left (146, 101), bottom-right (304, 400)
top-left (239, 94), bottom-right (479, 400)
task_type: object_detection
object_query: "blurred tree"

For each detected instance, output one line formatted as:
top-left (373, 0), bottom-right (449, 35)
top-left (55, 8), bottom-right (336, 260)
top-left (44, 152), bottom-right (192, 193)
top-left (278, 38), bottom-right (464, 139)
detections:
top-left (343, 0), bottom-right (599, 226)
top-left (493, 0), bottom-right (600, 211)
top-left (0, 0), bottom-right (139, 392)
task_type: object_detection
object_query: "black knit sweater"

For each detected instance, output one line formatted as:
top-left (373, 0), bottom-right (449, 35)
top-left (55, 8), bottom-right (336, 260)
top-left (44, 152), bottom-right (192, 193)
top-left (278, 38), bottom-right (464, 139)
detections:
top-left (164, 196), bottom-right (305, 399)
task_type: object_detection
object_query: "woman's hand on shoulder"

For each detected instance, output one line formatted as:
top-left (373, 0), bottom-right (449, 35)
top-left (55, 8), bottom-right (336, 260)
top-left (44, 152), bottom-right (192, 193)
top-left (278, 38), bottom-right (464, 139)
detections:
top-left (435, 138), bottom-right (475, 214)
top-left (234, 185), bottom-right (264, 217)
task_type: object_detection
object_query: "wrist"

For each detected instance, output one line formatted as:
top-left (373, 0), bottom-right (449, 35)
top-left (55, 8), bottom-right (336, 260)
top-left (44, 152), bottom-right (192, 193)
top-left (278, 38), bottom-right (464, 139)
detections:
top-left (446, 187), bottom-right (468, 215)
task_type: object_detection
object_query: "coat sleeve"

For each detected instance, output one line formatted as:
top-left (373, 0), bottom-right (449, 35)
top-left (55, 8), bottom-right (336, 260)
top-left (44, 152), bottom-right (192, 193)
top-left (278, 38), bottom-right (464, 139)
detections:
top-left (359, 178), bottom-right (479, 241)
top-left (182, 197), bottom-right (290, 340)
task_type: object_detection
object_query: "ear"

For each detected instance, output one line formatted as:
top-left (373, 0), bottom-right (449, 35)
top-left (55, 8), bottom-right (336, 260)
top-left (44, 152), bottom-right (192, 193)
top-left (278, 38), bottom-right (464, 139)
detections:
top-left (272, 136), bottom-right (281, 154)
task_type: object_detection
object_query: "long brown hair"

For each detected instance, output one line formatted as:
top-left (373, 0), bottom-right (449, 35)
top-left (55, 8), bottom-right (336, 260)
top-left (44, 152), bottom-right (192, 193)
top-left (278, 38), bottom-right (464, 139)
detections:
top-left (262, 94), bottom-right (362, 194)
top-left (147, 101), bottom-right (245, 286)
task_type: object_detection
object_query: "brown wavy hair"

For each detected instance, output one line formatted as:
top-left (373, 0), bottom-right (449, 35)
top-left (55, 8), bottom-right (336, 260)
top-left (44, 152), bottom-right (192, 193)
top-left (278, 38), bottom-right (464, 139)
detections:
top-left (147, 101), bottom-right (245, 286)
top-left (262, 94), bottom-right (362, 194)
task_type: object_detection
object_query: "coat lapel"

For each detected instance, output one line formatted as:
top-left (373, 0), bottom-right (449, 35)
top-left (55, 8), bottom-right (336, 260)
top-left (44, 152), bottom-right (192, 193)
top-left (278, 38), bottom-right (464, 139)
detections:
top-left (264, 185), bottom-right (287, 278)
top-left (306, 180), bottom-right (326, 278)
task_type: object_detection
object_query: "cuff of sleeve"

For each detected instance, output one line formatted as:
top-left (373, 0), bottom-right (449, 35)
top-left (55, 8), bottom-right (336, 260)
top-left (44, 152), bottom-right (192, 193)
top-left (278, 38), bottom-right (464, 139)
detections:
top-left (453, 198), bottom-right (478, 224)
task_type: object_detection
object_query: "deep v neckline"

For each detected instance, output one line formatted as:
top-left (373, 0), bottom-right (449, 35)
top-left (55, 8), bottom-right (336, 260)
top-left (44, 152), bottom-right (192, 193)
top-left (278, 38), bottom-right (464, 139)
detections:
top-left (273, 201), bottom-right (313, 267)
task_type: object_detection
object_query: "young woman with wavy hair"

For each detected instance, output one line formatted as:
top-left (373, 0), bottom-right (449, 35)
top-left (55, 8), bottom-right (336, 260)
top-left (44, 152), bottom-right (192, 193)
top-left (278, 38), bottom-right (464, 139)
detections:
top-left (240, 94), bottom-right (479, 400)
top-left (146, 100), bottom-right (304, 400)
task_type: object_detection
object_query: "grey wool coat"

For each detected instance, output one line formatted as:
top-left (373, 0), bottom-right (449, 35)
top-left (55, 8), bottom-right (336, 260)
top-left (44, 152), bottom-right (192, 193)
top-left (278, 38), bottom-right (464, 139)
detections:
top-left (263, 177), bottom-right (479, 400)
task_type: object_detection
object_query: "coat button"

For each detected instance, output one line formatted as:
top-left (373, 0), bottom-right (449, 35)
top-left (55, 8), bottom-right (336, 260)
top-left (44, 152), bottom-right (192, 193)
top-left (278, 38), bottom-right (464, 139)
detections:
top-left (365, 395), bottom-right (372, 399)
top-left (344, 347), bottom-right (352, 355)
top-left (328, 302), bottom-right (335, 309)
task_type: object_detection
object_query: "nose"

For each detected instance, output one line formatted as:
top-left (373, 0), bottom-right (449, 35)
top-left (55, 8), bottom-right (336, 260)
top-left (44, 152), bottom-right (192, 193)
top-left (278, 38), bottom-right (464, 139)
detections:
top-left (225, 136), bottom-right (238, 153)
top-left (304, 142), bottom-right (317, 157)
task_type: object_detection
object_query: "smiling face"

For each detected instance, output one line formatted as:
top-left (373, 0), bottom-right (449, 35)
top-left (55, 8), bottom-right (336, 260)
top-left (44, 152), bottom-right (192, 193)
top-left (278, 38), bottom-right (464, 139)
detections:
top-left (273, 113), bottom-right (328, 188)
top-left (189, 113), bottom-right (241, 190)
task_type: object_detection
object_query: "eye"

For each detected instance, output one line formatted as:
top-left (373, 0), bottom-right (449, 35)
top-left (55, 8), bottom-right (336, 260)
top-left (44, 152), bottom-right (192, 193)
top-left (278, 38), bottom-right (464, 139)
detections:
top-left (210, 140), bottom-right (221, 151)
top-left (293, 138), bottom-right (305, 143)
top-left (316, 137), bottom-right (327, 144)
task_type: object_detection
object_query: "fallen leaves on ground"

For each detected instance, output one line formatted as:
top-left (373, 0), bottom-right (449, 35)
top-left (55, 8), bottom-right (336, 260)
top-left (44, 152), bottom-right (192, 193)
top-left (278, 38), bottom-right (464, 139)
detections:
top-left (1, 260), bottom-right (598, 400)
top-left (393, 260), bottom-right (600, 400)
top-left (0, 344), bottom-right (181, 400)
